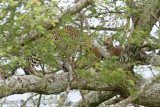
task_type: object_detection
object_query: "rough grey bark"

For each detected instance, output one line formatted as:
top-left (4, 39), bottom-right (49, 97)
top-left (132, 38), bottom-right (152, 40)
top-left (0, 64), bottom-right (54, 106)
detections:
top-left (70, 91), bottom-right (117, 107)
top-left (114, 71), bottom-right (160, 107)
top-left (0, 73), bottom-right (117, 99)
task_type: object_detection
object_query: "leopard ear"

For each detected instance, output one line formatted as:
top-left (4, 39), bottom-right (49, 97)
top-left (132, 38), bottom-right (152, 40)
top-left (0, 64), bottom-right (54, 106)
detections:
top-left (111, 36), bottom-right (114, 40)
top-left (103, 36), bottom-right (113, 41)
top-left (103, 38), bottom-right (107, 42)
top-left (103, 37), bottom-right (113, 42)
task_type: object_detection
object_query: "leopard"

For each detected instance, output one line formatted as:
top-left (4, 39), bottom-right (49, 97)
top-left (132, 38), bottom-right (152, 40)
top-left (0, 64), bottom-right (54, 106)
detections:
top-left (6, 25), bottom-right (103, 78)
top-left (51, 25), bottom-right (102, 71)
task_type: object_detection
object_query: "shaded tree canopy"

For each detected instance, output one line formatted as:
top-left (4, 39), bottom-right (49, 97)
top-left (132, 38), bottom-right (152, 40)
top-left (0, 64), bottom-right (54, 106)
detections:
top-left (0, 0), bottom-right (160, 107)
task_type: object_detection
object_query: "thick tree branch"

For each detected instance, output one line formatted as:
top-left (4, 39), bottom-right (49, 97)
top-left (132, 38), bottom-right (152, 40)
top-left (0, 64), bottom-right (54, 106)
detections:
top-left (1, 69), bottom-right (160, 106)
top-left (68, 74), bottom-right (160, 107)
top-left (58, 0), bottom-right (94, 22)
top-left (140, 52), bottom-right (160, 66)
top-left (71, 91), bottom-right (117, 107)
top-left (0, 73), bottom-right (117, 99)
top-left (114, 72), bottom-right (160, 107)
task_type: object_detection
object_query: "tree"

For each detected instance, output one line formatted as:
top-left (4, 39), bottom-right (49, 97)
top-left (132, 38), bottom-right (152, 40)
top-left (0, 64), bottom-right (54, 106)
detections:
top-left (0, 0), bottom-right (160, 106)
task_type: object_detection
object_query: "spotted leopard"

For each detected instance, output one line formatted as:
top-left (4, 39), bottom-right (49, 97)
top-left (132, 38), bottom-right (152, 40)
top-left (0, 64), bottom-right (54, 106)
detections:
top-left (24, 25), bottom-right (102, 75)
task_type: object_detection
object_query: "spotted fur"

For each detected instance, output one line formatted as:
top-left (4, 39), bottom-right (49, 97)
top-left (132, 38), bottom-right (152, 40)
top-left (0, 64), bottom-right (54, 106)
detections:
top-left (53, 25), bottom-right (81, 40)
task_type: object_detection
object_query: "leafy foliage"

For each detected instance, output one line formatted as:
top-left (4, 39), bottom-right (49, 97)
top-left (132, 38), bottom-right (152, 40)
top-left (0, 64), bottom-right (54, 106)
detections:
top-left (0, 0), bottom-right (160, 106)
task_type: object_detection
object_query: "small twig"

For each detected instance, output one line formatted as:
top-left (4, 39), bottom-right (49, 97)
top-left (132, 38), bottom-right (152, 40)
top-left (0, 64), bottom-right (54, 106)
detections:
top-left (79, 11), bottom-right (84, 31)
top-left (54, 1), bottom-right (63, 13)
top-left (59, 78), bottom-right (74, 106)
top-left (89, 26), bottom-right (123, 31)
top-left (37, 94), bottom-right (42, 107)
top-left (141, 6), bottom-right (160, 29)
top-left (31, 93), bottom-right (36, 106)
top-left (39, 62), bottom-right (45, 76)
top-left (148, 66), bottom-right (155, 77)
top-left (54, 42), bottom-right (88, 107)
top-left (21, 94), bottom-right (39, 107)
top-left (123, 16), bottom-right (130, 35)
top-left (141, 6), bottom-right (159, 21)
top-left (40, 0), bottom-right (44, 4)
top-left (79, 12), bottom-right (92, 36)
top-left (37, 62), bottom-right (46, 107)
top-left (155, 24), bottom-right (160, 29)
top-left (105, 11), bottom-right (125, 14)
